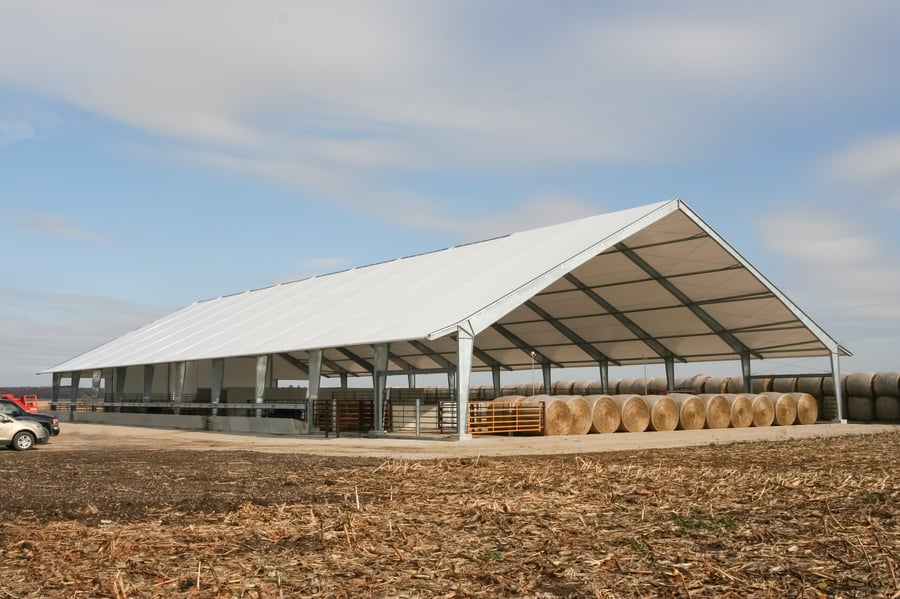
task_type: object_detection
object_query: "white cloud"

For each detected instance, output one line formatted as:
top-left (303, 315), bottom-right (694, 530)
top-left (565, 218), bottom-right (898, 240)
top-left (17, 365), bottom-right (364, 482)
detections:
top-left (1, 3), bottom-right (890, 187)
top-left (823, 133), bottom-right (900, 207)
top-left (21, 212), bottom-right (106, 243)
top-left (759, 208), bottom-right (900, 322)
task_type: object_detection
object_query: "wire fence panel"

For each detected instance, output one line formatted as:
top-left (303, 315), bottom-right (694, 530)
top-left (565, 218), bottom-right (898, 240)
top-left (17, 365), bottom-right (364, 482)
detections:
top-left (467, 400), bottom-right (544, 434)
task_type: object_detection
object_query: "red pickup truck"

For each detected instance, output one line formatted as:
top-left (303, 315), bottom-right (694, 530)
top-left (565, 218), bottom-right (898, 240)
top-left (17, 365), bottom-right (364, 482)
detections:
top-left (1, 393), bottom-right (40, 413)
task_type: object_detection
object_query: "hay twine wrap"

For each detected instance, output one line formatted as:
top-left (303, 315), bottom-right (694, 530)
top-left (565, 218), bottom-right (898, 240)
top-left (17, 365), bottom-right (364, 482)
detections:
top-left (611, 395), bottom-right (650, 433)
top-left (751, 393), bottom-right (776, 427)
top-left (643, 395), bottom-right (678, 432)
top-left (698, 393), bottom-right (731, 429)
top-left (667, 393), bottom-right (707, 430)
top-left (584, 395), bottom-right (620, 434)
top-left (560, 396), bottom-right (592, 435)
top-left (873, 372), bottom-right (900, 398)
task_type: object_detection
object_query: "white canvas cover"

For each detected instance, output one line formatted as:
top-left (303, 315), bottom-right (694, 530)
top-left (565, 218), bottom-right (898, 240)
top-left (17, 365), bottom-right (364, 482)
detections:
top-left (43, 199), bottom-right (848, 377)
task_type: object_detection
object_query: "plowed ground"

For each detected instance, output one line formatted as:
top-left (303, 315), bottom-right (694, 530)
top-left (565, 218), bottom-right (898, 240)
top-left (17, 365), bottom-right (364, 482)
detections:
top-left (1, 432), bottom-right (899, 598)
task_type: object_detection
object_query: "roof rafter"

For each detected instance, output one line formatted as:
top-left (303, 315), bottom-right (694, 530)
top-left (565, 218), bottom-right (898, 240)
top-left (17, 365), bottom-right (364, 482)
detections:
top-left (615, 242), bottom-right (763, 360)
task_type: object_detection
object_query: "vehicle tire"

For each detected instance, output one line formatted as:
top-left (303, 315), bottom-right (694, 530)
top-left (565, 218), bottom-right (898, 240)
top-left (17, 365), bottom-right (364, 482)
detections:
top-left (12, 431), bottom-right (35, 451)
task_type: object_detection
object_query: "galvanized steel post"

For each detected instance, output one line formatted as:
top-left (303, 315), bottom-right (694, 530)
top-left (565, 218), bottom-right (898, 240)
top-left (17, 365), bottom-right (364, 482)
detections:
top-left (665, 358), bottom-right (675, 393)
top-left (456, 327), bottom-right (474, 439)
top-left (255, 355), bottom-right (269, 418)
top-left (69, 372), bottom-right (80, 420)
top-left (142, 365), bottom-right (154, 403)
top-left (831, 351), bottom-right (845, 422)
top-left (211, 358), bottom-right (224, 417)
top-left (374, 343), bottom-right (389, 434)
top-left (491, 365), bottom-right (501, 399)
top-left (307, 349), bottom-right (323, 432)
top-left (51, 372), bottom-right (61, 411)
top-left (172, 362), bottom-right (186, 416)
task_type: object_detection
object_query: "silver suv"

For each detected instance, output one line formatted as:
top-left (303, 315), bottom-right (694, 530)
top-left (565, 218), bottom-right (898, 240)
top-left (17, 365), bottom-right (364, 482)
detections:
top-left (0, 413), bottom-right (49, 450)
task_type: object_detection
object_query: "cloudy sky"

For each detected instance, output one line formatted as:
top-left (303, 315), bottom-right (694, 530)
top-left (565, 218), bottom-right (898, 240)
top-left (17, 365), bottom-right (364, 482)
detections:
top-left (1, 1), bottom-right (899, 386)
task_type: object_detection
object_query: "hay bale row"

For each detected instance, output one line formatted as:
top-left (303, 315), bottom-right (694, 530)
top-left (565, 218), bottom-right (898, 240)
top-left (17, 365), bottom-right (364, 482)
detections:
top-left (488, 392), bottom-right (818, 436)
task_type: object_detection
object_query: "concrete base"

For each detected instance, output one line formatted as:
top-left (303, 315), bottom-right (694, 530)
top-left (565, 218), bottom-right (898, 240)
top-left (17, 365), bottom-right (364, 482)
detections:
top-left (64, 412), bottom-right (307, 435)
top-left (207, 416), bottom-right (308, 435)
top-left (70, 412), bottom-right (206, 430)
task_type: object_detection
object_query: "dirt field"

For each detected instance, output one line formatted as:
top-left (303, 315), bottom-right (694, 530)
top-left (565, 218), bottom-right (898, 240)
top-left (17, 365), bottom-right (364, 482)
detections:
top-left (2, 424), bottom-right (899, 598)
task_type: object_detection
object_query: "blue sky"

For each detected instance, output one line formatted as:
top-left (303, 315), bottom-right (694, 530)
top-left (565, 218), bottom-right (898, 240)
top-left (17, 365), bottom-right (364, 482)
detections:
top-left (2, 1), bottom-right (899, 386)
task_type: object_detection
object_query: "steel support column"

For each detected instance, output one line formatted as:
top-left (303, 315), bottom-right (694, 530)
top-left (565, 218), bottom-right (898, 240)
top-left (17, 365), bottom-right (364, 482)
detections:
top-left (211, 358), bottom-right (224, 417)
top-left (255, 355), bottom-right (269, 418)
top-left (456, 327), bottom-right (474, 439)
top-left (91, 370), bottom-right (101, 404)
top-left (307, 350), bottom-right (322, 431)
top-left (831, 351), bottom-right (845, 422)
top-left (69, 372), bottom-right (80, 418)
top-left (51, 373), bottom-right (61, 410)
top-left (142, 365), bottom-right (154, 403)
top-left (542, 362), bottom-right (552, 395)
top-left (115, 367), bottom-right (127, 402)
top-left (599, 360), bottom-right (609, 394)
top-left (665, 358), bottom-right (675, 392)
top-left (741, 352), bottom-right (752, 395)
top-left (373, 343), bottom-right (389, 434)
top-left (492, 365), bottom-right (501, 399)
top-left (171, 362), bottom-right (186, 416)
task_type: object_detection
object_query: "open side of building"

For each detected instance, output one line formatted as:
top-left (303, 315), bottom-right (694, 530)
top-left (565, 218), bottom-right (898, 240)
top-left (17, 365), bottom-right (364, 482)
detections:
top-left (41, 199), bottom-right (851, 437)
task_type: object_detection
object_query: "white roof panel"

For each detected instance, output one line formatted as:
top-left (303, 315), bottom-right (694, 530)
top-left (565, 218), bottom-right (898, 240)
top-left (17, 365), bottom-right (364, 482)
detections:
top-left (43, 199), bottom-right (848, 376)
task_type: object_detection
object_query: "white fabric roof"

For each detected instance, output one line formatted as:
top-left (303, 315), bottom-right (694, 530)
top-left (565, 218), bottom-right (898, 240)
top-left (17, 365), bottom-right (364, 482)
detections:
top-left (44, 199), bottom-right (848, 377)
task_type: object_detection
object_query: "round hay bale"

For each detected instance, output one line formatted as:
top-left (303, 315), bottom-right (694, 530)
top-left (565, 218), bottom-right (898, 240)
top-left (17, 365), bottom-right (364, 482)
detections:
top-left (517, 382), bottom-right (544, 396)
top-left (611, 395), bottom-right (650, 433)
top-left (667, 393), bottom-right (707, 430)
top-left (691, 375), bottom-right (710, 395)
top-left (822, 396), bottom-right (838, 420)
top-left (584, 395), bottom-right (620, 434)
top-left (648, 377), bottom-right (668, 394)
top-left (796, 376), bottom-right (825, 399)
top-left (822, 375), bottom-right (848, 397)
top-left (772, 377), bottom-right (797, 393)
top-left (847, 395), bottom-right (875, 421)
top-left (488, 395), bottom-right (525, 420)
top-left (703, 377), bottom-right (727, 394)
top-left (725, 377), bottom-right (746, 394)
top-left (875, 396), bottom-right (900, 421)
top-left (560, 395), bottom-right (591, 435)
top-left (571, 380), bottom-right (593, 395)
top-left (723, 394), bottom-right (753, 428)
top-left (608, 379), bottom-right (621, 393)
top-left (673, 377), bottom-right (691, 391)
top-left (750, 377), bottom-right (772, 394)
top-left (644, 395), bottom-right (678, 432)
top-left (759, 392), bottom-right (798, 426)
top-left (552, 381), bottom-right (575, 395)
top-left (846, 372), bottom-right (876, 397)
top-left (873, 372), bottom-right (900, 398)
top-left (698, 393), bottom-right (731, 429)
top-left (586, 381), bottom-right (610, 395)
top-left (500, 383), bottom-right (520, 397)
top-left (532, 395), bottom-right (572, 436)
top-left (750, 393), bottom-right (775, 427)
top-left (789, 392), bottom-right (818, 424)
top-left (618, 378), bottom-right (646, 395)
